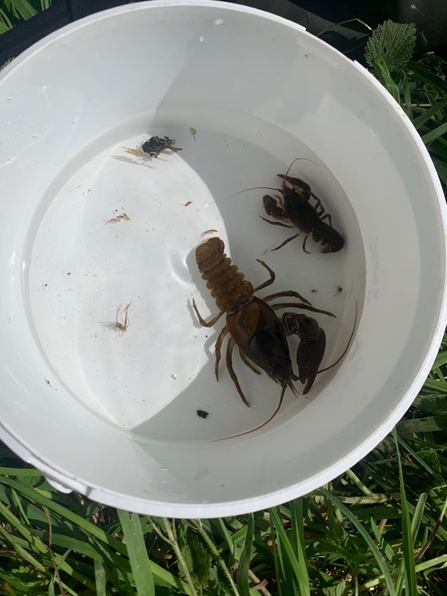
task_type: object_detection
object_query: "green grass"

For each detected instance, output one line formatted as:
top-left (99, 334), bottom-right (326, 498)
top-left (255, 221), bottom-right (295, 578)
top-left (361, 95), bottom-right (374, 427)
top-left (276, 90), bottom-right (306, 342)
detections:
top-left (0, 0), bottom-right (55, 34)
top-left (1, 10), bottom-right (447, 596)
top-left (1, 405), bottom-right (447, 596)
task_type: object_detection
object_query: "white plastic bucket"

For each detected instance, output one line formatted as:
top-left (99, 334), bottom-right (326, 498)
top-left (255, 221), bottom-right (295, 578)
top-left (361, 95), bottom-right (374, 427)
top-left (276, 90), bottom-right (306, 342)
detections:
top-left (0, 0), bottom-right (446, 517)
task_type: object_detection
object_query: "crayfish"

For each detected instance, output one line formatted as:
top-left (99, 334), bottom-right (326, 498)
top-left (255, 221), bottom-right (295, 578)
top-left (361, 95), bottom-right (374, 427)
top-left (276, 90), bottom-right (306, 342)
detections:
top-left (261, 165), bottom-right (344, 253)
top-left (230, 159), bottom-right (344, 254)
top-left (193, 237), bottom-right (341, 437)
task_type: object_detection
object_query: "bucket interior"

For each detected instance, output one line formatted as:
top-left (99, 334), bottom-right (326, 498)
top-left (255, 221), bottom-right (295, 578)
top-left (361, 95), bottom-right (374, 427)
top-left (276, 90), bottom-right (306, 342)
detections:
top-left (0, 1), bottom-right (444, 516)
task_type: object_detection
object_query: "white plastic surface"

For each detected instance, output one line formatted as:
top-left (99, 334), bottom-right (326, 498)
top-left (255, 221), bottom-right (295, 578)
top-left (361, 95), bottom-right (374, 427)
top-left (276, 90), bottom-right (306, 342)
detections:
top-left (0, 0), bottom-right (446, 518)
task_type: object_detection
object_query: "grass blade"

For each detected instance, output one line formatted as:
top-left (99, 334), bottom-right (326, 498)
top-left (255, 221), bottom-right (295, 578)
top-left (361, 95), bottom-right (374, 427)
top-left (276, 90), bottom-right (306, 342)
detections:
top-left (236, 514), bottom-right (254, 596)
top-left (411, 493), bottom-right (427, 541)
top-left (212, 518), bottom-right (236, 557)
top-left (370, 517), bottom-right (397, 563)
top-left (408, 61), bottom-right (447, 95)
top-left (413, 97), bottom-right (447, 129)
top-left (0, 8), bottom-right (13, 29)
top-left (118, 510), bottom-right (155, 596)
top-left (393, 429), bottom-right (417, 596)
top-left (4, 0), bottom-right (36, 20)
top-left (270, 507), bottom-right (309, 594)
top-left (403, 73), bottom-right (413, 119)
top-left (398, 416), bottom-right (447, 434)
top-left (290, 499), bottom-right (310, 596)
top-left (422, 121), bottom-right (447, 145)
top-left (94, 559), bottom-right (107, 596)
top-left (422, 379), bottom-right (447, 394)
top-left (269, 515), bottom-right (283, 596)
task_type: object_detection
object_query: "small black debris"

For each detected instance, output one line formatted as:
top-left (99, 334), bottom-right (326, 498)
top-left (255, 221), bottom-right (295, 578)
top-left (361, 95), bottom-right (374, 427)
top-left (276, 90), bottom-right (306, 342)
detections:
top-left (197, 410), bottom-right (209, 419)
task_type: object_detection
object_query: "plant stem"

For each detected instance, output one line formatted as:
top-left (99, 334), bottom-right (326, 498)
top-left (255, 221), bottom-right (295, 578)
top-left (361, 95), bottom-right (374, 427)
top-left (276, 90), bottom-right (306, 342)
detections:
top-left (162, 518), bottom-right (199, 596)
top-left (345, 469), bottom-right (373, 496)
top-left (189, 519), bottom-right (240, 596)
top-left (338, 494), bottom-right (389, 504)
top-left (248, 570), bottom-right (272, 596)
top-left (415, 496), bottom-right (447, 562)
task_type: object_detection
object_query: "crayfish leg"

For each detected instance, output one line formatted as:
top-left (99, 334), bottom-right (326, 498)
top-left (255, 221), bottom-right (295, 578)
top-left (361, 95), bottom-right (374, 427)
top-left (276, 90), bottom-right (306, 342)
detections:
top-left (239, 349), bottom-right (261, 375)
top-left (272, 233), bottom-right (301, 252)
top-left (319, 212), bottom-right (333, 227)
top-left (253, 259), bottom-right (276, 292)
top-left (302, 234), bottom-right (311, 254)
top-left (192, 298), bottom-right (224, 328)
top-left (263, 289), bottom-right (311, 306)
top-left (214, 327), bottom-right (229, 381)
top-left (259, 216), bottom-right (293, 229)
top-left (226, 337), bottom-right (251, 408)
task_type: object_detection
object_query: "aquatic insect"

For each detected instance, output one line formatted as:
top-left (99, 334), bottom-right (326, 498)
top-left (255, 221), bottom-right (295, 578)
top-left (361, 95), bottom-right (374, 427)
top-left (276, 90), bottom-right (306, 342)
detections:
top-left (104, 303), bottom-right (131, 335)
top-left (261, 170), bottom-right (344, 253)
top-left (142, 135), bottom-right (182, 157)
top-left (192, 237), bottom-right (335, 409)
top-left (123, 136), bottom-right (182, 160)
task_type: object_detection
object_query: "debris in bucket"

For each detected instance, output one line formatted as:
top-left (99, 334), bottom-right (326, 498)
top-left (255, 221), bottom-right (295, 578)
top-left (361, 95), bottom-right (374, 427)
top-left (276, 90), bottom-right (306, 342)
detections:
top-left (189, 126), bottom-right (197, 140)
top-left (334, 286), bottom-right (343, 296)
top-left (104, 303), bottom-right (131, 334)
top-left (197, 410), bottom-right (209, 419)
top-left (201, 229), bottom-right (218, 237)
top-left (106, 212), bottom-right (130, 224)
top-left (123, 135), bottom-right (182, 159)
top-left (184, 201), bottom-right (192, 207)
top-left (252, 159), bottom-right (344, 254)
top-left (311, 289), bottom-right (318, 294)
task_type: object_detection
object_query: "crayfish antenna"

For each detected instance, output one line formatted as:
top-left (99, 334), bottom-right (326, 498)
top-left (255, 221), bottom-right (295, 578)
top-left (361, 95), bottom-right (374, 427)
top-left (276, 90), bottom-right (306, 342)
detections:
top-left (211, 385), bottom-right (287, 441)
top-left (284, 157), bottom-right (309, 179)
top-left (225, 185), bottom-right (279, 200)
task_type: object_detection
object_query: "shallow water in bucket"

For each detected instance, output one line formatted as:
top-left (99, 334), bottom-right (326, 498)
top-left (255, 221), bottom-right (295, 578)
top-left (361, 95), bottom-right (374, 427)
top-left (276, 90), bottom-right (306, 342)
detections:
top-left (26, 106), bottom-right (365, 442)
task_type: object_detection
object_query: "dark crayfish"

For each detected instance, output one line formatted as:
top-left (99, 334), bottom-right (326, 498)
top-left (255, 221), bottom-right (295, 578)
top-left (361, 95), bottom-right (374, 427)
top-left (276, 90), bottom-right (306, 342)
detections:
top-left (261, 167), bottom-right (344, 253)
top-left (192, 237), bottom-right (335, 435)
